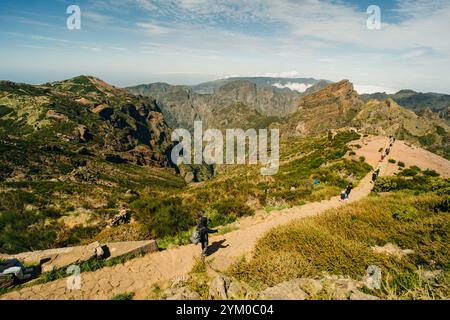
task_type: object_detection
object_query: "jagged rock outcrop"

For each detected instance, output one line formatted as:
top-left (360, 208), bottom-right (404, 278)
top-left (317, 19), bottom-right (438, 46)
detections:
top-left (278, 80), bottom-right (363, 137)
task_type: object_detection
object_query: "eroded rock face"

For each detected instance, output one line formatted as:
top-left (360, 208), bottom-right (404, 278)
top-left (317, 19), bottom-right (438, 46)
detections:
top-left (76, 124), bottom-right (92, 143)
top-left (46, 109), bottom-right (69, 122)
top-left (371, 243), bottom-right (414, 258)
top-left (0, 273), bottom-right (16, 289)
top-left (258, 279), bottom-right (309, 300)
top-left (280, 80), bottom-right (363, 137)
top-left (256, 276), bottom-right (381, 300)
top-left (227, 281), bottom-right (248, 300)
top-left (208, 275), bottom-right (231, 300)
top-left (164, 287), bottom-right (200, 300)
top-left (349, 290), bottom-right (380, 300)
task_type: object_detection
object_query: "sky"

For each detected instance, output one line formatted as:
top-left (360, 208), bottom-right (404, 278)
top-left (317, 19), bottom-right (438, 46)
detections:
top-left (0, 0), bottom-right (449, 94)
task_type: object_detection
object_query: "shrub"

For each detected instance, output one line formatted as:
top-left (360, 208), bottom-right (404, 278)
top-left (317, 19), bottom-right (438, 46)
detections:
top-left (392, 206), bottom-right (420, 222)
top-left (209, 198), bottom-right (254, 227)
top-left (373, 176), bottom-right (450, 194)
top-left (434, 197), bottom-right (449, 213)
top-left (400, 166), bottom-right (421, 177)
top-left (131, 197), bottom-right (195, 238)
top-left (418, 134), bottom-right (436, 146)
top-left (111, 292), bottom-right (135, 300)
top-left (388, 159), bottom-right (396, 164)
top-left (423, 169), bottom-right (440, 177)
top-left (349, 151), bottom-right (356, 156)
top-left (398, 161), bottom-right (406, 168)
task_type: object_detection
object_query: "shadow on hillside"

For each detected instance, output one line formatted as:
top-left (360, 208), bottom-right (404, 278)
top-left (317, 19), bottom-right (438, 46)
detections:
top-left (206, 239), bottom-right (229, 256)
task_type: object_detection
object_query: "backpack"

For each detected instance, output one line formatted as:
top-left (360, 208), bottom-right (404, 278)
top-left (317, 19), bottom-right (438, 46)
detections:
top-left (190, 230), bottom-right (201, 244)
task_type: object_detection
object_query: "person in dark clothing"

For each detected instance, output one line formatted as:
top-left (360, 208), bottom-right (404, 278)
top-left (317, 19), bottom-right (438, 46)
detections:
top-left (371, 171), bottom-right (378, 183)
top-left (346, 182), bottom-right (354, 198)
top-left (371, 169), bottom-right (380, 183)
top-left (197, 217), bottom-right (218, 257)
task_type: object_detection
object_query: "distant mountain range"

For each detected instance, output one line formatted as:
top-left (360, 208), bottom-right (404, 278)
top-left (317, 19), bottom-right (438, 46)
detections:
top-left (190, 77), bottom-right (331, 94)
top-left (127, 77), bottom-right (330, 130)
top-left (361, 90), bottom-right (450, 120)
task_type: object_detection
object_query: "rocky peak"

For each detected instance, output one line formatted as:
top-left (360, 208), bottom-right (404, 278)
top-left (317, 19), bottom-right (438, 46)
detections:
top-left (215, 80), bottom-right (258, 101)
top-left (297, 80), bottom-right (361, 113)
top-left (279, 80), bottom-right (363, 137)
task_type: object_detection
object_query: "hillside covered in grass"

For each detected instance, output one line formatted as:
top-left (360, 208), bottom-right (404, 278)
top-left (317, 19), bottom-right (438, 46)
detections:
top-left (229, 173), bottom-right (450, 299)
top-left (1, 113), bottom-right (370, 254)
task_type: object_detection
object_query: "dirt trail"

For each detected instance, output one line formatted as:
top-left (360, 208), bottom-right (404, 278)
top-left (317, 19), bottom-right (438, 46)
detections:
top-left (0, 136), bottom-right (398, 300)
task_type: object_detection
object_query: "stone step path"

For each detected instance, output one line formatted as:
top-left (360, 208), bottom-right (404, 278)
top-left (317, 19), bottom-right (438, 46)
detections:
top-left (1, 137), bottom-right (391, 300)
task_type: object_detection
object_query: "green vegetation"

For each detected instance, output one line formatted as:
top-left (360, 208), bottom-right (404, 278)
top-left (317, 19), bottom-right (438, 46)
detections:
top-left (229, 184), bottom-right (450, 299)
top-left (388, 159), bottom-right (396, 164)
top-left (373, 175), bottom-right (449, 195)
top-left (399, 165), bottom-right (422, 177)
top-left (187, 258), bottom-right (210, 299)
top-left (418, 134), bottom-right (436, 146)
top-left (131, 197), bottom-right (195, 239)
top-left (1, 128), bottom-right (372, 254)
top-left (111, 292), bottom-right (135, 300)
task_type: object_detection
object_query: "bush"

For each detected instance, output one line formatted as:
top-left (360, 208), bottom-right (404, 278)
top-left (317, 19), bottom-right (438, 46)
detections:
top-left (423, 169), bottom-right (440, 177)
top-left (388, 159), bottom-right (396, 164)
top-left (400, 166), bottom-right (421, 177)
top-left (434, 197), bottom-right (449, 212)
top-left (131, 197), bottom-right (195, 238)
top-left (209, 198), bottom-right (254, 227)
top-left (418, 134), bottom-right (436, 146)
top-left (111, 292), bottom-right (135, 300)
top-left (398, 161), bottom-right (405, 168)
top-left (374, 176), bottom-right (431, 193)
top-left (392, 206), bottom-right (420, 222)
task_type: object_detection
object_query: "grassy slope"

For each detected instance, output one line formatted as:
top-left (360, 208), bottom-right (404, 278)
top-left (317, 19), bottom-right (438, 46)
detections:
top-left (229, 174), bottom-right (450, 299)
top-left (1, 129), bottom-right (371, 254)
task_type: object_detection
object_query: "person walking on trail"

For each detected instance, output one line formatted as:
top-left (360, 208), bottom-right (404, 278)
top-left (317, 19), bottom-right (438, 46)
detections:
top-left (371, 169), bottom-right (380, 184)
top-left (371, 171), bottom-right (378, 183)
top-left (197, 217), bottom-right (218, 257)
top-left (346, 182), bottom-right (354, 198)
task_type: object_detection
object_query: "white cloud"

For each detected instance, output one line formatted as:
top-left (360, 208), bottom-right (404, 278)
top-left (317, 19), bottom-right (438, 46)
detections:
top-left (83, 11), bottom-right (114, 24)
top-left (30, 35), bottom-right (68, 43)
top-left (80, 46), bottom-right (103, 52)
top-left (136, 22), bottom-right (173, 34)
top-left (254, 71), bottom-right (302, 78)
top-left (273, 82), bottom-right (312, 93)
top-left (354, 85), bottom-right (398, 95)
top-left (400, 49), bottom-right (427, 60)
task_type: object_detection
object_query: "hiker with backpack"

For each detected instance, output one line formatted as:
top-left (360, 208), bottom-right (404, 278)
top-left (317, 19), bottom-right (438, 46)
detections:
top-left (191, 216), bottom-right (218, 257)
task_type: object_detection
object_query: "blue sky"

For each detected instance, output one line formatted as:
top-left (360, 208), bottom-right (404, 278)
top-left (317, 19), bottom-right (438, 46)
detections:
top-left (1, 0), bottom-right (449, 94)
